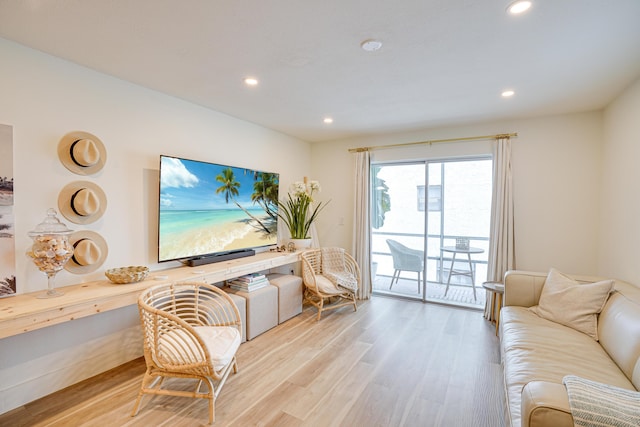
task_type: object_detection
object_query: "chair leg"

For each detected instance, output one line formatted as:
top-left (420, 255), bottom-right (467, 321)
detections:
top-left (192, 377), bottom-right (216, 425)
top-left (317, 297), bottom-right (324, 320)
top-left (390, 270), bottom-right (399, 289)
top-left (131, 388), bottom-right (144, 417)
top-left (131, 370), bottom-right (154, 417)
top-left (207, 378), bottom-right (217, 425)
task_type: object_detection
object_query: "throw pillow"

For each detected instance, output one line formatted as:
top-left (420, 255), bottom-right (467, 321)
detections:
top-left (529, 268), bottom-right (614, 340)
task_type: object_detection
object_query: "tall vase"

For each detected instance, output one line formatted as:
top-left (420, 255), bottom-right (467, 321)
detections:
top-left (27, 209), bottom-right (74, 299)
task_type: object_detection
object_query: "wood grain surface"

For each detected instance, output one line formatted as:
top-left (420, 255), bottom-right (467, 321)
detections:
top-left (0, 297), bottom-right (504, 426)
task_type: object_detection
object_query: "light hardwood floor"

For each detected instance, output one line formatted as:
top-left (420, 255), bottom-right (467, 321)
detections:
top-left (0, 297), bottom-right (504, 427)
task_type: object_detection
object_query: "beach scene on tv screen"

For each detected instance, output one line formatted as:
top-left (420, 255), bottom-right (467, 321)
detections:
top-left (159, 156), bottom-right (279, 262)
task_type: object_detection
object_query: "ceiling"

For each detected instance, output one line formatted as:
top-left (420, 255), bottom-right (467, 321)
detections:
top-left (1, 1), bottom-right (640, 143)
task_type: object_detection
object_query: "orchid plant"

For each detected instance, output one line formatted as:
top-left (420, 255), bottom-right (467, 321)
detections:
top-left (277, 179), bottom-right (329, 239)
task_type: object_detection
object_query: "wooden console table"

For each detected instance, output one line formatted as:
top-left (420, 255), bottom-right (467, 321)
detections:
top-left (0, 251), bottom-right (300, 339)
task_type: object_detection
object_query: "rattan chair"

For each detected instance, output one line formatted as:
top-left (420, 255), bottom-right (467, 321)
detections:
top-left (386, 239), bottom-right (424, 292)
top-left (301, 248), bottom-right (360, 321)
top-left (131, 282), bottom-right (242, 424)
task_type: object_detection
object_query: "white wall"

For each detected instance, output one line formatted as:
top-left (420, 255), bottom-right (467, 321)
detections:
top-left (599, 76), bottom-right (640, 283)
top-left (0, 38), bottom-right (311, 413)
top-left (312, 111), bottom-right (604, 275)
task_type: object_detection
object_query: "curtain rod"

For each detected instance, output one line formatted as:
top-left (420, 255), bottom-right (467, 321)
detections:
top-left (347, 132), bottom-right (518, 153)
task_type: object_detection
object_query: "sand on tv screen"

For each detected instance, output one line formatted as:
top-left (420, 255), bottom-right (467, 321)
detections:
top-left (158, 155), bottom-right (279, 263)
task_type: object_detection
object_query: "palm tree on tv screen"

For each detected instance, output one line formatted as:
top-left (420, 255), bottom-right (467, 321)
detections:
top-left (215, 167), bottom-right (240, 203)
top-left (215, 167), bottom-right (272, 234)
top-left (251, 172), bottom-right (279, 221)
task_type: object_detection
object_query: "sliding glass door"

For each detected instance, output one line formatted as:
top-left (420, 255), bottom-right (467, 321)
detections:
top-left (372, 163), bottom-right (426, 298)
top-left (371, 157), bottom-right (492, 309)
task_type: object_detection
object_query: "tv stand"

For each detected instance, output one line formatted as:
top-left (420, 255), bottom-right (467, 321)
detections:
top-left (186, 249), bottom-right (256, 267)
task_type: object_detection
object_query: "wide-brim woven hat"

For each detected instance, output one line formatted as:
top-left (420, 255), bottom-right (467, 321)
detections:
top-left (64, 230), bottom-right (108, 274)
top-left (58, 131), bottom-right (107, 175)
top-left (58, 180), bottom-right (107, 224)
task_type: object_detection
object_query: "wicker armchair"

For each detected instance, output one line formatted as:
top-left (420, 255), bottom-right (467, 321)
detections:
top-left (131, 282), bottom-right (242, 424)
top-left (386, 239), bottom-right (424, 292)
top-left (300, 248), bottom-right (360, 321)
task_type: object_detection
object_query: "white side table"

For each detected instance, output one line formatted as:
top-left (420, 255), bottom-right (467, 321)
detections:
top-left (441, 246), bottom-right (484, 299)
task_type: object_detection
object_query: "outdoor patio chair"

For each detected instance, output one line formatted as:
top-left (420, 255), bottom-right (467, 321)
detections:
top-left (131, 282), bottom-right (242, 424)
top-left (300, 247), bottom-right (359, 320)
top-left (386, 239), bottom-right (424, 292)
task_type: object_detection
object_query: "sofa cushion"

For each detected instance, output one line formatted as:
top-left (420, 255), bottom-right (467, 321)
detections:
top-left (501, 306), bottom-right (635, 427)
top-left (161, 325), bottom-right (241, 372)
top-left (529, 268), bottom-right (614, 340)
top-left (315, 274), bottom-right (347, 295)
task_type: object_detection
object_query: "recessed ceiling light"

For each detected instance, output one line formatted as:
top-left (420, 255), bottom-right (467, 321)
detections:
top-left (360, 39), bottom-right (383, 52)
top-left (502, 90), bottom-right (515, 98)
top-left (507, 0), bottom-right (532, 15)
top-left (323, 117), bottom-right (334, 124)
top-left (244, 77), bottom-right (259, 86)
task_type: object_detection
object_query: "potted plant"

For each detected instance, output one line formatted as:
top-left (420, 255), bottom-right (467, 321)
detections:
top-left (277, 179), bottom-right (329, 247)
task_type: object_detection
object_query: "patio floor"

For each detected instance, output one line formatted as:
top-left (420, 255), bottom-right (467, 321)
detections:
top-left (372, 274), bottom-right (486, 310)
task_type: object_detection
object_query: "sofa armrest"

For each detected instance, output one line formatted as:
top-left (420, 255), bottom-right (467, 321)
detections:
top-left (503, 270), bottom-right (547, 307)
top-left (521, 381), bottom-right (573, 427)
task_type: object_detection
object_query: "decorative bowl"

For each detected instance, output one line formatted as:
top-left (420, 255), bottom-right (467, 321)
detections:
top-left (105, 266), bottom-right (149, 284)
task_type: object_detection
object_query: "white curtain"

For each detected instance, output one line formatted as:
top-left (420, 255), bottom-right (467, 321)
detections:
top-left (485, 137), bottom-right (515, 320)
top-left (352, 150), bottom-right (372, 299)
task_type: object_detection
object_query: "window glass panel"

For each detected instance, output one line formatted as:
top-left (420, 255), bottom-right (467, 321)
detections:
top-left (417, 185), bottom-right (442, 212)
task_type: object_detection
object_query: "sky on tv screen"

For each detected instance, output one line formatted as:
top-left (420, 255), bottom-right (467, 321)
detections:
top-left (159, 156), bottom-right (276, 211)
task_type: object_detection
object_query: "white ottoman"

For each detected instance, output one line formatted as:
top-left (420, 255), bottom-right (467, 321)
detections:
top-left (267, 273), bottom-right (303, 323)
top-left (226, 284), bottom-right (278, 340)
top-left (225, 292), bottom-right (247, 343)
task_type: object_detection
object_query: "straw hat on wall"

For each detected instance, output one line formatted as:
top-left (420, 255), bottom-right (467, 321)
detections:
top-left (65, 230), bottom-right (108, 274)
top-left (58, 131), bottom-right (107, 175)
top-left (58, 181), bottom-right (107, 224)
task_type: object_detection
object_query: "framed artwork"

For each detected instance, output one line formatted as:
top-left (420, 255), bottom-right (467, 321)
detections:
top-left (0, 124), bottom-right (15, 297)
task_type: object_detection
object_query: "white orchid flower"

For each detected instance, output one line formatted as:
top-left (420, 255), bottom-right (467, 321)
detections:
top-left (290, 181), bottom-right (307, 196)
top-left (308, 180), bottom-right (321, 193)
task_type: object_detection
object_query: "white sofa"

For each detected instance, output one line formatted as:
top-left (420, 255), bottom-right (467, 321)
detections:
top-left (500, 270), bottom-right (640, 427)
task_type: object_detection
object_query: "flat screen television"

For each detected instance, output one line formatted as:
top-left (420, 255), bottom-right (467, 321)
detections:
top-left (158, 155), bottom-right (279, 265)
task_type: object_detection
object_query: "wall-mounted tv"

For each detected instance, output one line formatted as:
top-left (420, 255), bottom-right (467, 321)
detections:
top-left (158, 155), bottom-right (279, 265)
